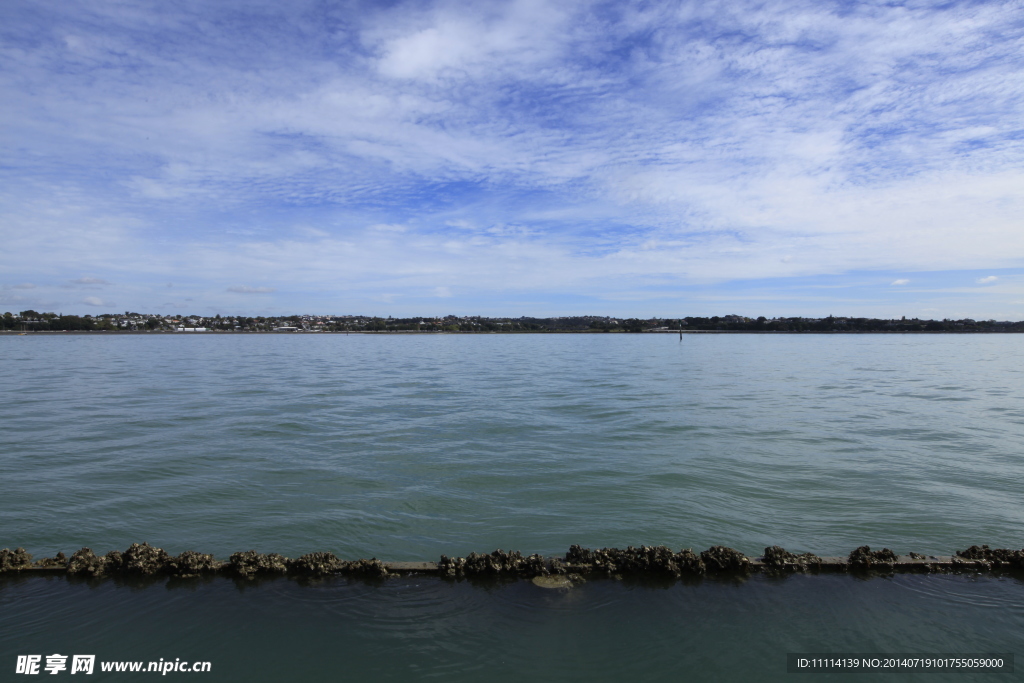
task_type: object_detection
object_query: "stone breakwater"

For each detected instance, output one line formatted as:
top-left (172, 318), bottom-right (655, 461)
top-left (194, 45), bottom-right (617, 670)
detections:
top-left (0, 545), bottom-right (390, 579)
top-left (1, 544), bottom-right (1022, 581)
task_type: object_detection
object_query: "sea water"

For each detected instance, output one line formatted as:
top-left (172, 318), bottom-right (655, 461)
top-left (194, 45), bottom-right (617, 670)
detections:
top-left (2, 333), bottom-right (1023, 680)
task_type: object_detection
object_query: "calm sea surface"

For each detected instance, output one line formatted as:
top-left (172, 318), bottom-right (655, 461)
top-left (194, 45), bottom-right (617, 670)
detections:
top-left (2, 333), bottom-right (1023, 680)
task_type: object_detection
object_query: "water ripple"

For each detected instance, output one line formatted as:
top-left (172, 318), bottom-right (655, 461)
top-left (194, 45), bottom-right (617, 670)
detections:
top-left (1, 334), bottom-right (1023, 560)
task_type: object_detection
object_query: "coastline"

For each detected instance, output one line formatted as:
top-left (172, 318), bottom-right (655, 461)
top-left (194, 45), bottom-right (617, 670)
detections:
top-left (4, 329), bottom-right (1024, 335)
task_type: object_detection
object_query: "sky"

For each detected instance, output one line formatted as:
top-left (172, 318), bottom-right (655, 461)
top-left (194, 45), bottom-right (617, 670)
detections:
top-left (2, 0), bottom-right (1023, 319)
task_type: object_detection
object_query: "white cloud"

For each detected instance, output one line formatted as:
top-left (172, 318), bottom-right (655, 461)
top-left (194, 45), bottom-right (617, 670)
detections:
top-left (81, 296), bottom-right (105, 306)
top-left (372, 0), bottom-right (571, 82)
top-left (977, 276), bottom-right (999, 284)
top-left (891, 279), bottom-right (909, 286)
top-left (1, 1), bottom-right (1023, 316)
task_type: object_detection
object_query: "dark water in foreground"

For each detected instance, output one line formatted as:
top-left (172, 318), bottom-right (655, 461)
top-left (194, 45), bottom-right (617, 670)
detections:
top-left (2, 333), bottom-right (1023, 679)
top-left (2, 573), bottom-right (1022, 682)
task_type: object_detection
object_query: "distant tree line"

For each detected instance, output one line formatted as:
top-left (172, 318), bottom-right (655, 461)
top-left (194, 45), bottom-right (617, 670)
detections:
top-left (3, 311), bottom-right (1023, 333)
top-left (667, 315), bottom-right (1024, 333)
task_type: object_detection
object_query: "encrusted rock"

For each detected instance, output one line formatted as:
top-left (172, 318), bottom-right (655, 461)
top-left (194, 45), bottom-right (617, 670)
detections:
top-left (762, 546), bottom-right (821, 570)
top-left (565, 545), bottom-right (598, 572)
top-left (229, 550), bottom-right (289, 578)
top-left (438, 550), bottom-right (546, 578)
top-left (342, 558), bottom-right (389, 578)
top-left (700, 546), bottom-right (750, 573)
top-left (674, 549), bottom-right (706, 574)
top-left (564, 545), bottom-right (706, 577)
top-left (613, 545), bottom-right (677, 575)
top-left (289, 552), bottom-right (344, 577)
top-left (848, 545), bottom-right (898, 568)
top-left (17, 541), bottom-right (1024, 582)
top-left (955, 545), bottom-right (1024, 568)
top-left (103, 550), bottom-right (124, 573)
top-left (167, 550), bottom-right (218, 577)
top-left (437, 554), bottom-right (466, 578)
top-left (68, 548), bottom-right (103, 576)
top-left (0, 547), bottom-right (33, 572)
top-left (122, 543), bottom-right (171, 575)
top-left (69, 546), bottom-right (211, 577)
top-left (33, 552), bottom-right (67, 568)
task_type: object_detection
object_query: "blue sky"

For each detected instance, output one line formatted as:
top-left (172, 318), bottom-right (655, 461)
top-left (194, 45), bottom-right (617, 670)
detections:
top-left (2, 0), bottom-right (1023, 318)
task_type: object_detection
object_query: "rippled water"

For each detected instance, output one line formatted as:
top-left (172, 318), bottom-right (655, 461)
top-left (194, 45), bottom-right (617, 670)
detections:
top-left (3, 333), bottom-right (1023, 558)
top-left (2, 333), bottom-right (1023, 679)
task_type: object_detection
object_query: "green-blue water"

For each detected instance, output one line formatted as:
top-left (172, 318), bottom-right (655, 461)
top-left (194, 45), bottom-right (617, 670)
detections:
top-left (2, 333), bottom-right (1023, 680)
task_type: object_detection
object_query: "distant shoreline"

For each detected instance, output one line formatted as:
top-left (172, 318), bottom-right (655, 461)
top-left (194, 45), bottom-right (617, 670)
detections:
top-left (8, 313), bottom-right (1022, 334)
top-left (4, 329), bottom-right (1024, 336)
